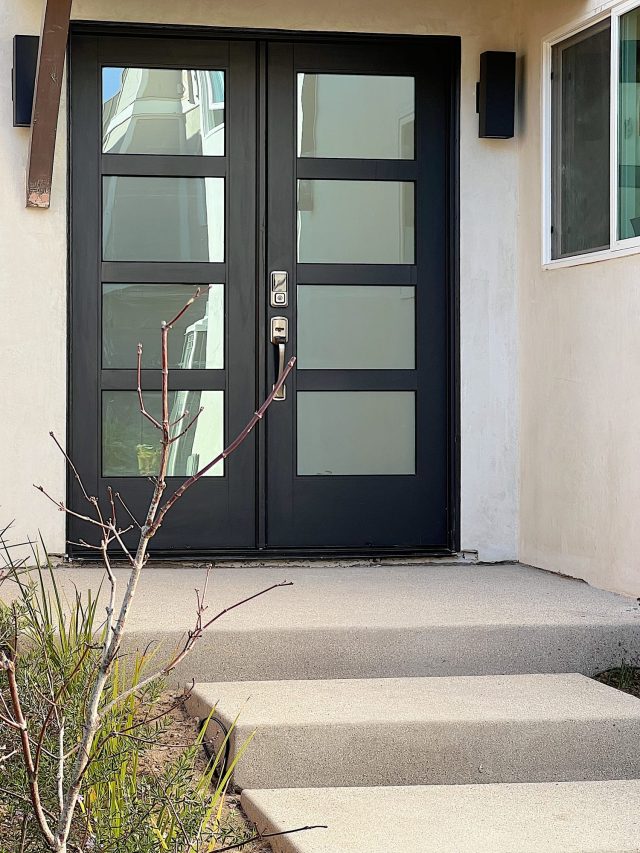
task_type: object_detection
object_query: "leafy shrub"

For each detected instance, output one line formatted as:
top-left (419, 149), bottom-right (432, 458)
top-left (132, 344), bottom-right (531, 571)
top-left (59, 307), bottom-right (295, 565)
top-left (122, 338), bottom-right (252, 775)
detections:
top-left (0, 554), bottom-right (254, 853)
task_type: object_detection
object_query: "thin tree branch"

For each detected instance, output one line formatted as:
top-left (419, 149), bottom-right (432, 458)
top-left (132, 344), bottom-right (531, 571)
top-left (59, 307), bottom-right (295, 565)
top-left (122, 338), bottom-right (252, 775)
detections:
top-left (216, 824), bottom-right (328, 851)
top-left (136, 342), bottom-right (162, 431)
top-left (0, 747), bottom-right (20, 763)
top-left (33, 486), bottom-right (109, 530)
top-left (115, 492), bottom-right (142, 530)
top-left (165, 286), bottom-right (202, 329)
top-left (169, 406), bottom-right (204, 443)
top-left (0, 651), bottom-right (54, 846)
top-left (48, 431), bottom-right (93, 506)
top-left (149, 357), bottom-right (296, 536)
top-left (98, 581), bottom-right (291, 717)
top-left (57, 717), bottom-right (65, 813)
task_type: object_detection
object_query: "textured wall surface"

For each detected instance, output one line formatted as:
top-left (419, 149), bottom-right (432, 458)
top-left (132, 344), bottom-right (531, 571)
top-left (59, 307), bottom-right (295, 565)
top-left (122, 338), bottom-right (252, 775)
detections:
top-left (518, 0), bottom-right (640, 595)
top-left (0, 0), bottom-right (520, 561)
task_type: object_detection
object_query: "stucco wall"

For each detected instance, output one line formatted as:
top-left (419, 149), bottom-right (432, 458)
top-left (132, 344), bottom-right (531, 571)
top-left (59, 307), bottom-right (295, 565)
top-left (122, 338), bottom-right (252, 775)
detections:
top-left (0, 0), bottom-right (520, 561)
top-left (518, 0), bottom-right (640, 595)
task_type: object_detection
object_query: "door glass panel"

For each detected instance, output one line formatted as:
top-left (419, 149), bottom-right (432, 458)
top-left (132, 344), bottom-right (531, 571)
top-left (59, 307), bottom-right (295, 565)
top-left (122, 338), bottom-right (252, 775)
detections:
top-left (297, 180), bottom-right (414, 264)
top-left (297, 74), bottom-right (414, 159)
top-left (297, 285), bottom-right (414, 369)
top-left (297, 391), bottom-right (415, 475)
top-left (102, 390), bottom-right (224, 477)
top-left (102, 68), bottom-right (225, 156)
top-left (102, 284), bottom-right (224, 369)
top-left (103, 176), bottom-right (224, 262)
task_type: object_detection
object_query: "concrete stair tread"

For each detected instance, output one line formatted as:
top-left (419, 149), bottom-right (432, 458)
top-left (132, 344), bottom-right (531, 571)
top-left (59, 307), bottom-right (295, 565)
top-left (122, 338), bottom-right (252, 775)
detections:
top-left (241, 781), bottom-right (640, 853)
top-left (187, 674), bottom-right (640, 788)
top-left (189, 673), bottom-right (640, 725)
top-left (35, 564), bottom-right (640, 679)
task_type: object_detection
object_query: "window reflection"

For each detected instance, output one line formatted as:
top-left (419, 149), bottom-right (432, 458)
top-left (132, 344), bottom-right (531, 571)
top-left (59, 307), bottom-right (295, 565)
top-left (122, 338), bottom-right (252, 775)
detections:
top-left (619, 9), bottom-right (640, 240)
top-left (102, 176), bottom-right (224, 262)
top-left (102, 284), bottom-right (224, 369)
top-left (297, 74), bottom-right (415, 159)
top-left (102, 391), bottom-right (224, 477)
top-left (102, 68), bottom-right (225, 156)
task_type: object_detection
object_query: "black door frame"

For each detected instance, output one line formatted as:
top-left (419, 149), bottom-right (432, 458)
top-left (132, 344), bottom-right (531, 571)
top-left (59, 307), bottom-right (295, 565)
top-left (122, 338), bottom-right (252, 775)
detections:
top-left (67, 23), bottom-right (461, 559)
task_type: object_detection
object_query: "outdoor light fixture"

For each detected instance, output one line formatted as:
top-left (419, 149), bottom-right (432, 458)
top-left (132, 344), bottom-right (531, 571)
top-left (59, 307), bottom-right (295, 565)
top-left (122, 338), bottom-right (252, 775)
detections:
top-left (476, 51), bottom-right (516, 139)
top-left (12, 35), bottom-right (39, 127)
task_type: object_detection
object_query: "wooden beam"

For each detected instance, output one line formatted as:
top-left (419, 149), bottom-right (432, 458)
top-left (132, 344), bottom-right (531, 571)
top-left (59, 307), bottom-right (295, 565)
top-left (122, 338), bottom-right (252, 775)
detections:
top-left (26, 0), bottom-right (72, 209)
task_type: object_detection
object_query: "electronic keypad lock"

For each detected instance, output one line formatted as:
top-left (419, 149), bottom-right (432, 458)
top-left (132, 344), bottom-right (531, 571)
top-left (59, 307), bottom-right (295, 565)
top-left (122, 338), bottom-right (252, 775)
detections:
top-left (270, 271), bottom-right (288, 307)
top-left (270, 316), bottom-right (289, 401)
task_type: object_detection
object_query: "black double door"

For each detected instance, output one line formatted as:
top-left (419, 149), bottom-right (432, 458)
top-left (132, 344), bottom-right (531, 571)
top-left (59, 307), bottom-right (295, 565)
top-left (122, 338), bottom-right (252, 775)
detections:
top-left (69, 30), bottom-right (458, 556)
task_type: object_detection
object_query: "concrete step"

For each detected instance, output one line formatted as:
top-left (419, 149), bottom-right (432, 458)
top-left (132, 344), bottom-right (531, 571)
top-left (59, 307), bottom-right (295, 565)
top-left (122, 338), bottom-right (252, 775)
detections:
top-left (241, 781), bottom-right (640, 853)
top-left (45, 563), bottom-right (640, 682)
top-left (186, 673), bottom-right (640, 789)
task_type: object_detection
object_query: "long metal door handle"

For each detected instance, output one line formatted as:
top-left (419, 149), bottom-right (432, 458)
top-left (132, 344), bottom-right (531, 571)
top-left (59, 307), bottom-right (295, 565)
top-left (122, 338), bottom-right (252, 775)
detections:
top-left (270, 316), bottom-right (288, 401)
top-left (275, 342), bottom-right (286, 400)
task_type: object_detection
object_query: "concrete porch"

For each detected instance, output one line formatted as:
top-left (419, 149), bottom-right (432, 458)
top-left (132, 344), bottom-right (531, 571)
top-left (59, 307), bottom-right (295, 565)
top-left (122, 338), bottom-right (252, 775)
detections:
top-left (50, 560), bottom-right (640, 682)
top-left (40, 560), bottom-right (640, 851)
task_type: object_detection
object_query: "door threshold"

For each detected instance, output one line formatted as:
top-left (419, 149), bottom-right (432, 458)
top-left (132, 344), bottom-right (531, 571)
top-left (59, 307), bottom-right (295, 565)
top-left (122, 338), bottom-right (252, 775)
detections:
top-left (63, 550), bottom-right (476, 568)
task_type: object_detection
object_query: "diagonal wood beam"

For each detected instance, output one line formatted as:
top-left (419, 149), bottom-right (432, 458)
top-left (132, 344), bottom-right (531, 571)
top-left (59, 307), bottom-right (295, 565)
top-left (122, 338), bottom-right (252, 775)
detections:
top-left (26, 0), bottom-right (72, 209)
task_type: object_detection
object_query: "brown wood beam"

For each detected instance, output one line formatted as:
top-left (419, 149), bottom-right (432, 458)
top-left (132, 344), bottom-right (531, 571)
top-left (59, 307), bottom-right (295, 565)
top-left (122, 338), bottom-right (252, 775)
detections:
top-left (26, 0), bottom-right (72, 209)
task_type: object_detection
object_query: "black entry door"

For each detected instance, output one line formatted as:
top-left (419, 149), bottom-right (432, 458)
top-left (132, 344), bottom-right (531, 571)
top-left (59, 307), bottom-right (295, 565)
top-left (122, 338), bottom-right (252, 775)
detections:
top-left (69, 30), bottom-right (458, 556)
top-left (265, 41), bottom-right (457, 550)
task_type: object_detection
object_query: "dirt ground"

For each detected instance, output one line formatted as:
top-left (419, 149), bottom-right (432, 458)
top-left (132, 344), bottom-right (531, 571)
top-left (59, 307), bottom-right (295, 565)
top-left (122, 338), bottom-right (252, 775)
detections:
top-left (594, 664), bottom-right (640, 698)
top-left (142, 693), bottom-right (273, 853)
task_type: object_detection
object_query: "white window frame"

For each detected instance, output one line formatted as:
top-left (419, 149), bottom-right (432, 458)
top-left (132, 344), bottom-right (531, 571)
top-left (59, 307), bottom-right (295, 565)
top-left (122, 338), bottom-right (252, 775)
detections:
top-left (542, 0), bottom-right (640, 269)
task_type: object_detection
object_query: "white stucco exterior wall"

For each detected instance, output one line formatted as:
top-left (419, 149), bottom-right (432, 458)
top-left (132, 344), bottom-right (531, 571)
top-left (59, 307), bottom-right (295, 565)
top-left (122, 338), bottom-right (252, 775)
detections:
top-left (0, 0), bottom-right (520, 562)
top-left (518, 0), bottom-right (640, 595)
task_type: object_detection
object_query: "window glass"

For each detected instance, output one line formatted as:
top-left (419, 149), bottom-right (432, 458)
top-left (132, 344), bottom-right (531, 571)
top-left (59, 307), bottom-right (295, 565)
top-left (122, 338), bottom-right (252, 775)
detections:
top-left (551, 21), bottom-right (611, 259)
top-left (102, 284), bottom-right (224, 369)
top-left (102, 391), bottom-right (224, 477)
top-left (103, 176), bottom-right (224, 262)
top-left (619, 8), bottom-right (640, 239)
top-left (297, 74), bottom-right (414, 159)
top-left (297, 285), bottom-right (415, 369)
top-left (297, 392), bottom-right (415, 475)
top-left (297, 180), bottom-right (414, 264)
top-left (102, 68), bottom-right (225, 156)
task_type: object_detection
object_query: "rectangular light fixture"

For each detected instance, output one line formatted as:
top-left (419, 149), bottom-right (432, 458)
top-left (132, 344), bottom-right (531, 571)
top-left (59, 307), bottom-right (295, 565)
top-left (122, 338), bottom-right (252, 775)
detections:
top-left (13, 35), bottom-right (39, 127)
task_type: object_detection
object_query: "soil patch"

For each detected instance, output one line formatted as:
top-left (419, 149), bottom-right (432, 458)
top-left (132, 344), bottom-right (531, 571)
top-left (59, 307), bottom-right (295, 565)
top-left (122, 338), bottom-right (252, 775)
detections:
top-left (594, 664), bottom-right (640, 698)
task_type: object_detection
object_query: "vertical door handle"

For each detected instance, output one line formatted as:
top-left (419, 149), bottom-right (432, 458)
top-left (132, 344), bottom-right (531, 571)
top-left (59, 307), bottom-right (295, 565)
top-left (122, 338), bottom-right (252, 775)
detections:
top-left (270, 316), bottom-right (289, 401)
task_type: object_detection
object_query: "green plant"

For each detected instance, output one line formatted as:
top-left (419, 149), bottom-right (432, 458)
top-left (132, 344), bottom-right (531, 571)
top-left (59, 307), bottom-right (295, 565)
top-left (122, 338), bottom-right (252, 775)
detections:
top-left (0, 555), bottom-right (255, 853)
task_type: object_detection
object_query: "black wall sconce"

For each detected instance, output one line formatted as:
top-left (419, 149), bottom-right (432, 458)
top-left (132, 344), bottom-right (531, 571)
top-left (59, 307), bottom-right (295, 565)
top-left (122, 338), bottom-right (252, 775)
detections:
top-left (476, 51), bottom-right (516, 139)
top-left (13, 35), bottom-right (39, 127)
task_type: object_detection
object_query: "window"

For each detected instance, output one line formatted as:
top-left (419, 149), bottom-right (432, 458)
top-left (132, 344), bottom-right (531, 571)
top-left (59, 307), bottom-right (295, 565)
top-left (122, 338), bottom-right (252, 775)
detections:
top-left (551, 22), bottom-right (611, 259)
top-left (619, 7), bottom-right (640, 239)
top-left (545, 2), bottom-right (640, 264)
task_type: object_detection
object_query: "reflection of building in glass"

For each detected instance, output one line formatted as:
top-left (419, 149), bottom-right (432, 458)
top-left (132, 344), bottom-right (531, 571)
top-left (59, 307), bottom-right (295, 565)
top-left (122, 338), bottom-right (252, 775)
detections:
top-left (103, 68), bottom-right (225, 156)
top-left (100, 68), bottom-right (226, 479)
top-left (102, 68), bottom-right (225, 263)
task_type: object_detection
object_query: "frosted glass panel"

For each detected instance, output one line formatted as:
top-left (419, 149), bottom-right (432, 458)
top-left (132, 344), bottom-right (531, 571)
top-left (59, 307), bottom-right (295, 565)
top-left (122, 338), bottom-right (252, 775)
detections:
top-left (103, 176), bottom-right (224, 262)
top-left (102, 391), bottom-right (223, 477)
top-left (297, 285), bottom-right (414, 369)
top-left (102, 68), bottom-right (225, 156)
top-left (297, 180), bottom-right (414, 264)
top-left (297, 73), bottom-right (414, 159)
top-left (297, 392), bottom-right (415, 475)
top-left (103, 284), bottom-right (224, 369)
